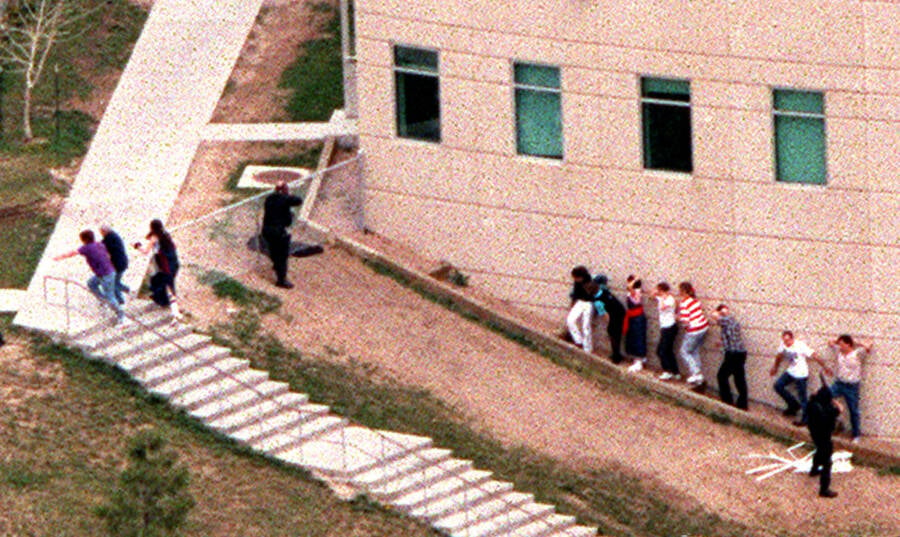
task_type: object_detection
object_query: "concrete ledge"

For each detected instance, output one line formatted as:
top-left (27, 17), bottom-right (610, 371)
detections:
top-left (301, 221), bottom-right (900, 468)
top-left (0, 289), bottom-right (27, 313)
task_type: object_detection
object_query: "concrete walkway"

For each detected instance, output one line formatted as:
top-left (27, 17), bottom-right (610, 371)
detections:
top-left (14, 0), bottom-right (265, 333)
top-left (200, 111), bottom-right (357, 142)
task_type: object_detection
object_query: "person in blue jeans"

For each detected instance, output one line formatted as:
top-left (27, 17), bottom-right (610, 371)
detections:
top-left (100, 224), bottom-right (130, 304)
top-left (827, 335), bottom-right (872, 443)
top-left (769, 330), bottom-right (830, 426)
top-left (53, 229), bottom-right (125, 324)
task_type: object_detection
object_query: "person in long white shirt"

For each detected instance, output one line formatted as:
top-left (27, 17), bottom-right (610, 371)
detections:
top-left (826, 334), bottom-right (872, 443)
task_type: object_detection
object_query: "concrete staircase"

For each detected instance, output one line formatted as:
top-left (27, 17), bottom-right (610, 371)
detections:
top-left (67, 300), bottom-right (597, 537)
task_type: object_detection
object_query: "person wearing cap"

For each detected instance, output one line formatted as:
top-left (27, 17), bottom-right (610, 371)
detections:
top-left (593, 273), bottom-right (625, 363)
top-left (262, 181), bottom-right (303, 289)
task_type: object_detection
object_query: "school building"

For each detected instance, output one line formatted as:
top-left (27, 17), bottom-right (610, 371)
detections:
top-left (340, 0), bottom-right (900, 437)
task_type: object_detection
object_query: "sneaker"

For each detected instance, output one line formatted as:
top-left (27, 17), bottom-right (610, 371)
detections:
top-left (658, 372), bottom-right (674, 380)
top-left (627, 361), bottom-right (643, 373)
top-left (686, 374), bottom-right (704, 385)
top-left (781, 408), bottom-right (799, 417)
top-left (793, 420), bottom-right (807, 427)
top-left (275, 280), bottom-right (295, 289)
top-left (851, 437), bottom-right (860, 445)
top-left (819, 490), bottom-right (838, 498)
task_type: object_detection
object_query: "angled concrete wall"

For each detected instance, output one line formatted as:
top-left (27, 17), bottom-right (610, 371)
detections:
top-left (353, 0), bottom-right (900, 436)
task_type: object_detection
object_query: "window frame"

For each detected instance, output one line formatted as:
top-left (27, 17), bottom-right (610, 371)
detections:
top-left (639, 75), bottom-right (694, 174)
top-left (772, 87), bottom-right (828, 186)
top-left (393, 43), bottom-right (441, 143)
top-left (512, 61), bottom-right (564, 160)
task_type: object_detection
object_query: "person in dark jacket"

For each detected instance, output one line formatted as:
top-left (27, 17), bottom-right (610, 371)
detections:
top-left (594, 274), bottom-right (625, 363)
top-left (100, 224), bottom-right (130, 304)
top-left (262, 181), bottom-right (303, 289)
top-left (807, 375), bottom-right (841, 498)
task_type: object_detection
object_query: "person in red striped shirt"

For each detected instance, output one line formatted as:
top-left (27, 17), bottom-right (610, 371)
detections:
top-left (677, 281), bottom-right (709, 386)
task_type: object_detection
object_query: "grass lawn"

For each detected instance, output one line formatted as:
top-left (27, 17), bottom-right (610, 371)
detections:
top-left (280, 2), bottom-right (344, 121)
top-left (0, 321), bottom-right (440, 537)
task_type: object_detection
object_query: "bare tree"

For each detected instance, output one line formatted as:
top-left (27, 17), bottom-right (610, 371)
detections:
top-left (0, 0), bottom-right (89, 140)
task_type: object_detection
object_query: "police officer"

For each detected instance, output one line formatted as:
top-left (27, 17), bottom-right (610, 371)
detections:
top-left (262, 181), bottom-right (303, 289)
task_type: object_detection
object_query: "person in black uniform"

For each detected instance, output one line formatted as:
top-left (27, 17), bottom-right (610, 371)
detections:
top-left (807, 375), bottom-right (841, 498)
top-left (262, 181), bottom-right (303, 289)
top-left (594, 274), bottom-right (626, 363)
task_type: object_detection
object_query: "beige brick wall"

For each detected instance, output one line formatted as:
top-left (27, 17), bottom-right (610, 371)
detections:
top-left (353, 0), bottom-right (900, 437)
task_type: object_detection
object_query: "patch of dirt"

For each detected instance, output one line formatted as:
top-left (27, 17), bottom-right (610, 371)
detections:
top-left (0, 335), bottom-right (66, 410)
top-left (210, 0), bottom-right (337, 123)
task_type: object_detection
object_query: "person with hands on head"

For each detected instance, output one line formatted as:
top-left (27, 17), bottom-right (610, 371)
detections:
top-left (826, 335), bottom-right (872, 443)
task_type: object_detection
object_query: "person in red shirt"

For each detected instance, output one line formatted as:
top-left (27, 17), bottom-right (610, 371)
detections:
top-left (677, 281), bottom-right (708, 386)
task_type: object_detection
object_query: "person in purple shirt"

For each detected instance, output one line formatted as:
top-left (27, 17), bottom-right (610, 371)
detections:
top-left (53, 229), bottom-right (125, 324)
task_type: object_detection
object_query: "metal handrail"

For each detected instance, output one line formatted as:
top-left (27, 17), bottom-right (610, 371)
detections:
top-left (41, 276), bottom-right (569, 535)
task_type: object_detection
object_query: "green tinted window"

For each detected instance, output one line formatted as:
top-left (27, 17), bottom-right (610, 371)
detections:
top-left (774, 90), bottom-right (826, 184)
top-left (394, 46), bottom-right (438, 72)
top-left (514, 64), bottom-right (560, 89)
top-left (514, 63), bottom-right (563, 158)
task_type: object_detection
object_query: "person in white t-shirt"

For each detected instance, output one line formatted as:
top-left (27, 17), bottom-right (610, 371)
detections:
top-left (770, 330), bottom-right (831, 426)
top-left (653, 282), bottom-right (680, 380)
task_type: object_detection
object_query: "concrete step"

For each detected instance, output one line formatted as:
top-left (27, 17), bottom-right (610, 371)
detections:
top-left (444, 502), bottom-right (556, 537)
top-left (67, 300), bottom-right (159, 343)
top-left (256, 415), bottom-right (348, 455)
top-left (403, 478), bottom-right (513, 519)
top-left (179, 379), bottom-right (291, 413)
top-left (150, 362), bottom-right (266, 400)
top-left (191, 390), bottom-right (312, 424)
top-left (227, 404), bottom-right (331, 444)
top-left (140, 354), bottom-right (247, 389)
top-left (369, 459), bottom-right (478, 507)
top-left (104, 331), bottom-right (207, 363)
top-left (351, 448), bottom-right (455, 489)
top-left (190, 389), bottom-right (309, 423)
top-left (72, 314), bottom-right (190, 355)
top-left (125, 344), bottom-right (232, 378)
top-left (433, 491), bottom-right (535, 532)
top-left (210, 397), bottom-right (329, 435)
top-left (510, 514), bottom-right (583, 537)
top-left (167, 370), bottom-right (274, 409)
top-left (546, 525), bottom-right (597, 537)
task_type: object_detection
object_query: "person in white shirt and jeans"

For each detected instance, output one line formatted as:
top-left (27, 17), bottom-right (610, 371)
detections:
top-left (770, 330), bottom-right (831, 426)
